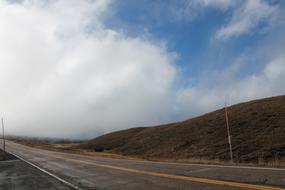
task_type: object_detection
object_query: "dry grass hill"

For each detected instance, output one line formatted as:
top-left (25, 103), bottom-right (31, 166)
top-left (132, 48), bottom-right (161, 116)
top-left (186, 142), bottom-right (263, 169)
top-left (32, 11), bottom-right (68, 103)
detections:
top-left (78, 95), bottom-right (285, 164)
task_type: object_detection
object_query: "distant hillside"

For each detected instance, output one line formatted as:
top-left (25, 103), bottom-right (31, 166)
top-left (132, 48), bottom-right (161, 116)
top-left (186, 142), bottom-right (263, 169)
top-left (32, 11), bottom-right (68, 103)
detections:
top-left (78, 95), bottom-right (285, 163)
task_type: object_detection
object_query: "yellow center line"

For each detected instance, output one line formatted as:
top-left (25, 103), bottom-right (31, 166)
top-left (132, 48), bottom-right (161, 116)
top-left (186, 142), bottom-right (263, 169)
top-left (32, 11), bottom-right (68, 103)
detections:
top-left (52, 155), bottom-right (285, 190)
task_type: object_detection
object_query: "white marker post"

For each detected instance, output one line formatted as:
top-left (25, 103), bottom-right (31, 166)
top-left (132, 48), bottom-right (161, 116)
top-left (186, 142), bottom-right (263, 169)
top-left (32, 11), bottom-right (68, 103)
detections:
top-left (1, 117), bottom-right (5, 153)
top-left (225, 102), bottom-right (233, 163)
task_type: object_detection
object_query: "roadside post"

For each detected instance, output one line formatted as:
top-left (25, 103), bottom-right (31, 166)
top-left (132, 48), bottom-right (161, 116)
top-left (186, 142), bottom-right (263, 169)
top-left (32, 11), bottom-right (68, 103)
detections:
top-left (225, 101), bottom-right (233, 163)
top-left (1, 117), bottom-right (5, 153)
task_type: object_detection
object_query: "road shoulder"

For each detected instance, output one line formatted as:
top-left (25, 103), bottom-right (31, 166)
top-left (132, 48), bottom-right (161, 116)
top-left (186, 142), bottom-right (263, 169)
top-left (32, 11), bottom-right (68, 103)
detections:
top-left (0, 157), bottom-right (72, 190)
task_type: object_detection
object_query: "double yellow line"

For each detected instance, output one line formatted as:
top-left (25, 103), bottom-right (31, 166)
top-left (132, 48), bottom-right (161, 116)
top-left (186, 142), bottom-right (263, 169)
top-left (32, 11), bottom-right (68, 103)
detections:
top-left (60, 156), bottom-right (285, 190)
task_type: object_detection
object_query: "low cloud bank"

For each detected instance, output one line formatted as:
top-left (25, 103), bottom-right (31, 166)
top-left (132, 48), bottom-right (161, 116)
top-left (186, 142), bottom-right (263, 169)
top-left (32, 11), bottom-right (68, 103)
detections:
top-left (0, 0), bottom-right (284, 138)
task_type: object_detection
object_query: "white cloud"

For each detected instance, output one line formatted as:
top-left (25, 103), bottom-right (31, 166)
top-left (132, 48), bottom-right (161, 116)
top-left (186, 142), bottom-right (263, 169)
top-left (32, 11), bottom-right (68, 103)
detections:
top-left (176, 0), bottom-right (285, 119)
top-left (216, 0), bottom-right (277, 40)
top-left (0, 0), bottom-right (284, 139)
top-left (0, 0), bottom-right (177, 138)
top-left (191, 0), bottom-right (235, 10)
top-left (169, 0), bottom-right (235, 21)
top-left (177, 56), bottom-right (285, 117)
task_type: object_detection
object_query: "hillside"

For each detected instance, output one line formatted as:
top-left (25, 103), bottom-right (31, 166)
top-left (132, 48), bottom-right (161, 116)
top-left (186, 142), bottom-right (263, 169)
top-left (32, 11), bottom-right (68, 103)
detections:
top-left (78, 95), bottom-right (285, 163)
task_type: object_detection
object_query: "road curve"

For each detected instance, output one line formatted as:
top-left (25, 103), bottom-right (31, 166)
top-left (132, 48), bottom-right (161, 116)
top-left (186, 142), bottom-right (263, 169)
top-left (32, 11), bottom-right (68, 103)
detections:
top-left (3, 141), bottom-right (285, 190)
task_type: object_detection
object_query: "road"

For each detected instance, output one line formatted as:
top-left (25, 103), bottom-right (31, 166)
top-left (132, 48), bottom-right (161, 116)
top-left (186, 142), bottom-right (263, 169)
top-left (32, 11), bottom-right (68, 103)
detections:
top-left (2, 141), bottom-right (285, 190)
top-left (0, 159), bottom-right (72, 190)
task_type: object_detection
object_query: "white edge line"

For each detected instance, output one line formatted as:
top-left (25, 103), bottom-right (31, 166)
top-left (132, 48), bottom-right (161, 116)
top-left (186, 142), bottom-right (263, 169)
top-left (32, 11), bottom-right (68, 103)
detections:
top-left (6, 151), bottom-right (83, 190)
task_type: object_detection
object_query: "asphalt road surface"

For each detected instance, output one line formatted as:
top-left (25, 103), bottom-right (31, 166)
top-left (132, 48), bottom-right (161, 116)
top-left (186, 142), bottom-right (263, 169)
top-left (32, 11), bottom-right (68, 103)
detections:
top-left (2, 141), bottom-right (285, 190)
top-left (0, 159), bottom-right (72, 190)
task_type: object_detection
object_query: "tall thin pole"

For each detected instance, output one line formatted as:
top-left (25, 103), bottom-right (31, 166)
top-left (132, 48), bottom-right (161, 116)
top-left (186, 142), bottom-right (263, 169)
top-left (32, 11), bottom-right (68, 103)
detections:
top-left (1, 117), bottom-right (5, 153)
top-left (225, 101), bottom-right (233, 163)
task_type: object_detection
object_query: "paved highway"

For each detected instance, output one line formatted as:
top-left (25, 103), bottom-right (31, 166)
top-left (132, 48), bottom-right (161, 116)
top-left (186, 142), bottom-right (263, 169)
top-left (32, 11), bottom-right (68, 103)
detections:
top-left (3, 141), bottom-right (285, 190)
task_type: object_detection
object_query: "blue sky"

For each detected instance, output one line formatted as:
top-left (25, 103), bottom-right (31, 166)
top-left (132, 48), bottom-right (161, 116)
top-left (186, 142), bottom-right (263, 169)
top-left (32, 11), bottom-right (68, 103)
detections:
top-left (105, 0), bottom-right (281, 80)
top-left (106, 0), bottom-right (225, 77)
top-left (0, 0), bottom-right (285, 138)
top-left (104, 0), bottom-right (285, 122)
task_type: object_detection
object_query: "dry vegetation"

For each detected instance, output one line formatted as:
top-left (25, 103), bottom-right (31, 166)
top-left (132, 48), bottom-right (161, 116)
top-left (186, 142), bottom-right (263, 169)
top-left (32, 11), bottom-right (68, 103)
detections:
top-left (7, 136), bottom-right (84, 154)
top-left (7, 136), bottom-right (138, 160)
top-left (9, 95), bottom-right (285, 167)
top-left (77, 95), bottom-right (285, 167)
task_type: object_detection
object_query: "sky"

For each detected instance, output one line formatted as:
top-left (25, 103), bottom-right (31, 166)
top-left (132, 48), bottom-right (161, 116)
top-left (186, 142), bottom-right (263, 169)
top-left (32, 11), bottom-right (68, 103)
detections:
top-left (0, 0), bottom-right (284, 138)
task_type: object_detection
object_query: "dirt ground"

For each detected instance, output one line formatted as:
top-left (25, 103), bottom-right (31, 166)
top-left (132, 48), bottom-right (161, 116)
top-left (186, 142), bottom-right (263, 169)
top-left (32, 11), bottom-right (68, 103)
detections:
top-left (0, 150), bottom-right (16, 161)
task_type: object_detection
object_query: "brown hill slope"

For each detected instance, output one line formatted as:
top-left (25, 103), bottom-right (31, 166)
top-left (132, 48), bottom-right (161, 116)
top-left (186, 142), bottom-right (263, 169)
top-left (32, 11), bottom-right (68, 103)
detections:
top-left (79, 95), bottom-right (285, 163)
